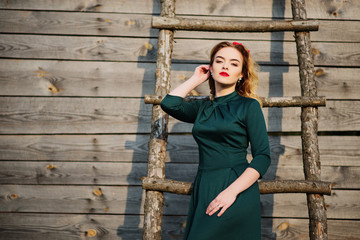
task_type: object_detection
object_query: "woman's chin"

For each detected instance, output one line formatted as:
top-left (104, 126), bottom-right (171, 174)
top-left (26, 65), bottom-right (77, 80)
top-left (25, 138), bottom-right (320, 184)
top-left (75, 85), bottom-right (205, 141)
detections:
top-left (214, 80), bottom-right (237, 87)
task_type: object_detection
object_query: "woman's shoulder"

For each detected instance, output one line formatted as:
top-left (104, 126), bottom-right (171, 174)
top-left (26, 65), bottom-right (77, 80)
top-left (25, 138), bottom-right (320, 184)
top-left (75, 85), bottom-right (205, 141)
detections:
top-left (228, 94), bottom-right (262, 119)
top-left (233, 93), bottom-right (260, 106)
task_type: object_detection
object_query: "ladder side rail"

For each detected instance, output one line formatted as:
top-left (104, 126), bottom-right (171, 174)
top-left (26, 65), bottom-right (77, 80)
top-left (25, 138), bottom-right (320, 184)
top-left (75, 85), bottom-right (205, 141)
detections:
top-left (142, 0), bottom-right (176, 239)
top-left (291, 0), bottom-right (328, 239)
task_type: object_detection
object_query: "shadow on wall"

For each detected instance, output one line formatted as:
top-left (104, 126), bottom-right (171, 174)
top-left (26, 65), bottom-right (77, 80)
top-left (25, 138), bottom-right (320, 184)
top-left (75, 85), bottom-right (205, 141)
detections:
top-left (258, 0), bottom-right (287, 238)
top-left (117, 2), bottom-right (159, 239)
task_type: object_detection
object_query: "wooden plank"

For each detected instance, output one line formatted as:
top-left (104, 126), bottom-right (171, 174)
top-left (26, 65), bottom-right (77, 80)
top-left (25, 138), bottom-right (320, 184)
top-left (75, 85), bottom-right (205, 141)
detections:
top-left (0, 97), bottom-right (153, 134)
top-left (0, 10), bottom-right (157, 38)
top-left (0, 60), bottom-right (157, 97)
top-left (0, 185), bottom-right (358, 219)
top-left (262, 218), bottom-right (360, 240)
top-left (0, 97), bottom-right (359, 133)
top-left (0, 185), bottom-right (145, 214)
top-left (0, 213), bottom-right (358, 240)
top-left (1, 59), bottom-right (358, 99)
top-left (0, 135), bottom-right (358, 167)
top-left (0, 11), bottom-right (358, 42)
top-left (0, 134), bottom-right (150, 162)
top-left (0, 161), bottom-right (357, 188)
top-left (0, 213), bottom-right (145, 240)
top-left (0, 35), bottom-right (359, 66)
top-left (0, 34), bottom-right (158, 62)
top-left (0, 0), bottom-right (358, 20)
top-left (172, 39), bottom-right (360, 67)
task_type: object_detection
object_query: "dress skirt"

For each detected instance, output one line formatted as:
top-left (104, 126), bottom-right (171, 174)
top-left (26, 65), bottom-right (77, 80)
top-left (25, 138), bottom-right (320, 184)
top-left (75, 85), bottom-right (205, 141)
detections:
top-left (183, 162), bottom-right (261, 240)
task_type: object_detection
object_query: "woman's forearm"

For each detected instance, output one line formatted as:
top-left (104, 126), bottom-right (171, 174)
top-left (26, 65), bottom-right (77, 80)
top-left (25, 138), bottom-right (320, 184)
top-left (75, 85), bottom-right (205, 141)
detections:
top-left (168, 76), bottom-right (203, 98)
top-left (226, 167), bottom-right (260, 196)
top-left (168, 65), bottom-right (210, 98)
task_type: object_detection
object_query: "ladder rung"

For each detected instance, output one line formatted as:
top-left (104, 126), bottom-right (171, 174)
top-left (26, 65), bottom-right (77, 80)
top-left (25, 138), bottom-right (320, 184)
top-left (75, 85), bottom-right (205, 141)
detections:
top-left (152, 16), bottom-right (319, 32)
top-left (142, 177), bottom-right (333, 195)
top-left (144, 94), bottom-right (326, 107)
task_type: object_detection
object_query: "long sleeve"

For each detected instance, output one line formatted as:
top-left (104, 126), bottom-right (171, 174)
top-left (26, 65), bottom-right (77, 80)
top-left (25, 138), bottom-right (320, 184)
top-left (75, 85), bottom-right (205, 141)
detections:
top-left (245, 99), bottom-right (271, 178)
top-left (160, 94), bottom-right (203, 123)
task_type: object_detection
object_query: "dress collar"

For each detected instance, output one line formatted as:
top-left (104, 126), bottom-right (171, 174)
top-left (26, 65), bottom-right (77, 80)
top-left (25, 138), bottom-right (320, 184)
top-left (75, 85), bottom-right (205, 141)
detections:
top-left (213, 90), bottom-right (239, 104)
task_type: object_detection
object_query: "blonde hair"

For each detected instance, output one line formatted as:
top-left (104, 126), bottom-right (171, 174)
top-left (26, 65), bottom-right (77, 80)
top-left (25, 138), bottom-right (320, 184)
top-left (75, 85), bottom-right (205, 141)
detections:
top-left (208, 41), bottom-right (262, 106)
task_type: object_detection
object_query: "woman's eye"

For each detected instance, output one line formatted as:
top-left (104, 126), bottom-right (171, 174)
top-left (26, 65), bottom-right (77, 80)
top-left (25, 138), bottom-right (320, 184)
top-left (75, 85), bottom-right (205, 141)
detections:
top-left (215, 60), bottom-right (222, 63)
top-left (232, 63), bottom-right (238, 67)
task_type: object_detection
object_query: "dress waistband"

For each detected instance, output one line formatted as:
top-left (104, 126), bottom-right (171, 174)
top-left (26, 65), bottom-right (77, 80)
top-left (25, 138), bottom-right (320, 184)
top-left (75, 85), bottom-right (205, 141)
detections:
top-left (198, 161), bottom-right (248, 171)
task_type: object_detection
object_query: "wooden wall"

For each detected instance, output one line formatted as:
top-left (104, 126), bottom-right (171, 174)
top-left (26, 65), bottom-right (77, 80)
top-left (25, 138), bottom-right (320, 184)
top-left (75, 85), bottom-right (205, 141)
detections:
top-left (0, 0), bottom-right (359, 239)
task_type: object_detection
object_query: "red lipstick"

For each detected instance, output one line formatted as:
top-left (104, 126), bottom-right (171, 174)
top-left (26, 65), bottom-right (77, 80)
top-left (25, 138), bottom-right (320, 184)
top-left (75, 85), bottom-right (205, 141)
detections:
top-left (219, 72), bottom-right (229, 77)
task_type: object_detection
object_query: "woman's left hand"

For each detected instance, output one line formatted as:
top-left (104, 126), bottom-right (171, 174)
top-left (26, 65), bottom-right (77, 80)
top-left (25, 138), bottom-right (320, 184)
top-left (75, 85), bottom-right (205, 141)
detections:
top-left (206, 188), bottom-right (238, 217)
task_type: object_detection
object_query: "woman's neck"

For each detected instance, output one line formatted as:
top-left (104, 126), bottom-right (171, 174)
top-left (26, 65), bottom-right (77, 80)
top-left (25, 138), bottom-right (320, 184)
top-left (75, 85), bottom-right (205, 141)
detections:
top-left (214, 83), bottom-right (236, 98)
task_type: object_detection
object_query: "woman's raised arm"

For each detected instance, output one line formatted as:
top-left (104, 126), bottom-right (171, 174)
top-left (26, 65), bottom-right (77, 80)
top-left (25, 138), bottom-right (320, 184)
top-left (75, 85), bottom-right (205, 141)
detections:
top-left (168, 65), bottom-right (210, 97)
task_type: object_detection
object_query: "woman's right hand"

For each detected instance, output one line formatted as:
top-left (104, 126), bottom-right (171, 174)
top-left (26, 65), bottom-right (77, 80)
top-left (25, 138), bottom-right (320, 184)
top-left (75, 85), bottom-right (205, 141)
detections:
top-left (191, 65), bottom-right (210, 84)
top-left (166, 65), bottom-right (211, 98)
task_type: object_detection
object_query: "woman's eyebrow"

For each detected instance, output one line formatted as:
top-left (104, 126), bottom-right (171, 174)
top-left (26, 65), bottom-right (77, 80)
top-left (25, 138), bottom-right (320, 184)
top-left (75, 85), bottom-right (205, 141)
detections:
top-left (215, 55), bottom-right (240, 63)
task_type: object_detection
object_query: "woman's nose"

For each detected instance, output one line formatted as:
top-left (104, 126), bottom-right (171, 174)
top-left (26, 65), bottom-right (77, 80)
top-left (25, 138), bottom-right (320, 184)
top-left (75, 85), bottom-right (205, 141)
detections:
top-left (222, 62), bottom-right (229, 69)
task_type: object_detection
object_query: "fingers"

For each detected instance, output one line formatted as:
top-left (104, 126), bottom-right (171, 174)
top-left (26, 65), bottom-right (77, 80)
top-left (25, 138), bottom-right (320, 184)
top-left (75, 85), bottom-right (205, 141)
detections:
top-left (217, 205), bottom-right (229, 217)
top-left (197, 64), bottom-right (210, 70)
top-left (206, 200), bottom-right (226, 217)
top-left (206, 204), bottom-right (221, 216)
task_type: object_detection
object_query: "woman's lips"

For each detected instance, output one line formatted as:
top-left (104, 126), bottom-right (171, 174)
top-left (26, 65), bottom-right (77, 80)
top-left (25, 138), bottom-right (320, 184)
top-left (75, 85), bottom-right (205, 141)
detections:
top-left (219, 72), bottom-right (229, 77)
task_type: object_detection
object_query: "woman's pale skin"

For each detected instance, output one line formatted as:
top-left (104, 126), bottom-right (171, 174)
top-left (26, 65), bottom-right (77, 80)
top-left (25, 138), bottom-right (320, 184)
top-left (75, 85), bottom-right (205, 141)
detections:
top-left (168, 47), bottom-right (261, 217)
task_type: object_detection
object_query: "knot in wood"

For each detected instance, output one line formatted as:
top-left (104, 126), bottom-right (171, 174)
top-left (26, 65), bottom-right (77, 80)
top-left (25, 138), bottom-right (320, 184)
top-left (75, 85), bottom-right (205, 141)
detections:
top-left (87, 229), bottom-right (97, 237)
top-left (46, 164), bottom-right (56, 170)
top-left (8, 193), bottom-right (19, 200)
top-left (93, 188), bottom-right (103, 196)
top-left (277, 222), bottom-right (290, 231)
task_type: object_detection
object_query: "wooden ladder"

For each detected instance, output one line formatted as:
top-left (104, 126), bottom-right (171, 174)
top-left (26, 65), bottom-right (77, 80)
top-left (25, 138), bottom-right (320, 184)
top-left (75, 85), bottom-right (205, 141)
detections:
top-left (142, 0), bottom-right (332, 239)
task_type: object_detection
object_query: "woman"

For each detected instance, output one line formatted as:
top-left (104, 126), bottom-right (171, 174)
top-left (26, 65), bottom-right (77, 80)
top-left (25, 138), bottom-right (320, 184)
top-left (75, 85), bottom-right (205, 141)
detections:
top-left (160, 41), bottom-right (271, 239)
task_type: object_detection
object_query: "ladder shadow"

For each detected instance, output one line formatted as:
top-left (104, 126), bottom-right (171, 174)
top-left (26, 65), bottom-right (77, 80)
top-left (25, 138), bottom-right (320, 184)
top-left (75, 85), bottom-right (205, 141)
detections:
top-left (259, 0), bottom-right (288, 238)
top-left (116, 3), bottom-right (159, 238)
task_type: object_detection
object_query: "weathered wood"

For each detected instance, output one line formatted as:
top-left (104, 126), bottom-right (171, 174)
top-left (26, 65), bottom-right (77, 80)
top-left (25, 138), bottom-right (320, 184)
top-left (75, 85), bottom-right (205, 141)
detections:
top-left (0, 97), bottom-right (358, 133)
top-left (0, 10), bottom-right (160, 37)
top-left (152, 16), bottom-right (319, 32)
top-left (0, 185), bottom-right (358, 218)
top-left (1, 11), bottom-right (358, 42)
top-left (1, 135), bottom-right (358, 167)
top-left (260, 180), bottom-right (332, 195)
top-left (259, 96), bottom-right (326, 107)
top-left (0, 2), bottom-right (357, 239)
top-left (142, 177), bottom-right (332, 195)
top-left (143, 0), bottom-right (175, 239)
top-left (292, 0), bottom-right (328, 239)
top-left (144, 94), bottom-right (326, 107)
top-left (0, 161), bottom-right (358, 189)
top-left (0, 35), bottom-right (359, 66)
top-left (0, 0), bottom-right (358, 20)
top-left (0, 97), bottom-right (153, 134)
top-left (0, 59), bottom-right (359, 99)
top-left (0, 185), bottom-right (145, 214)
top-left (142, 177), bottom-right (192, 195)
top-left (175, 18), bottom-right (358, 42)
top-left (0, 213), bottom-right (358, 240)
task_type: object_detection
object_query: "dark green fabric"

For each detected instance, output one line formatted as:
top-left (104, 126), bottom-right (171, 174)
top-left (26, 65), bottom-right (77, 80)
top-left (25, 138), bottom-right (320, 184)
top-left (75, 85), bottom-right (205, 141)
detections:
top-left (160, 90), bottom-right (271, 240)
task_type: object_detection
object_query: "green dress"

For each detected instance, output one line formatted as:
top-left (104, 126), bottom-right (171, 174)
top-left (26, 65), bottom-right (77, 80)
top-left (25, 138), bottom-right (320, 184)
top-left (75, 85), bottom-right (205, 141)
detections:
top-left (160, 90), bottom-right (271, 240)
